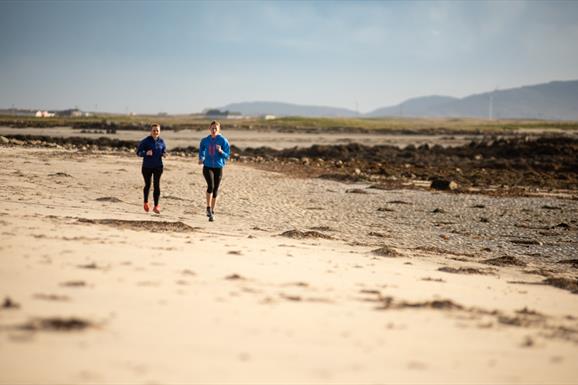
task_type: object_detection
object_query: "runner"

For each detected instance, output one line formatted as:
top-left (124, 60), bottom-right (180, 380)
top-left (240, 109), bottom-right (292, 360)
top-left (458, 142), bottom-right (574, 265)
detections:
top-left (137, 123), bottom-right (166, 214)
top-left (198, 120), bottom-right (230, 222)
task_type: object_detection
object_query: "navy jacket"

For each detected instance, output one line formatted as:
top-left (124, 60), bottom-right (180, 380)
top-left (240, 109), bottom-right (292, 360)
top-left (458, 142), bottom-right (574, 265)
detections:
top-left (199, 134), bottom-right (230, 168)
top-left (137, 136), bottom-right (166, 168)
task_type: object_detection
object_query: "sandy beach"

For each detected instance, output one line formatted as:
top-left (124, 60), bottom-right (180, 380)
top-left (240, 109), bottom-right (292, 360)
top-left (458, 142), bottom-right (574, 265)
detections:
top-left (1, 144), bottom-right (577, 384)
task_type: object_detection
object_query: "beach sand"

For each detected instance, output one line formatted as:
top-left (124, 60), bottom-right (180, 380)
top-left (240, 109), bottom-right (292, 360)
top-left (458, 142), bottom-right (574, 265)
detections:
top-left (1, 146), bottom-right (577, 383)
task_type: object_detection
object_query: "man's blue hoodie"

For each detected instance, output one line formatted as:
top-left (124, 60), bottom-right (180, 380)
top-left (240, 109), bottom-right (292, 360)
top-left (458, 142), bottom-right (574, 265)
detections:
top-left (199, 134), bottom-right (230, 168)
top-left (137, 136), bottom-right (166, 168)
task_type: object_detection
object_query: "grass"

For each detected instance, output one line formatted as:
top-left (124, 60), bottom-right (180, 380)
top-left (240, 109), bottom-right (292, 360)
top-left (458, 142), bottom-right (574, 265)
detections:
top-left (269, 116), bottom-right (578, 132)
top-left (1, 114), bottom-right (578, 133)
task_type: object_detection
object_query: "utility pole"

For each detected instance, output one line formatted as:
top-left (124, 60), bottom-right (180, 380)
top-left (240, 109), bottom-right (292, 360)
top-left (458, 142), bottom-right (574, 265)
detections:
top-left (489, 87), bottom-right (498, 120)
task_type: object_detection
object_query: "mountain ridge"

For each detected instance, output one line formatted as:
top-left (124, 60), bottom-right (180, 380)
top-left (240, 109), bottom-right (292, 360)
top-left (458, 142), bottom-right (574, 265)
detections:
top-left (215, 80), bottom-right (578, 120)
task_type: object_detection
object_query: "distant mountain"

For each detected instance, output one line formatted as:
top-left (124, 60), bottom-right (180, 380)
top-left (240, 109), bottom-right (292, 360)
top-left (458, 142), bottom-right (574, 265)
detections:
top-left (367, 95), bottom-right (459, 117)
top-left (367, 80), bottom-right (578, 120)
top-left (217, 101), bottom-right (358, 117)
top-left (211, 80), bottom-right (578, 120)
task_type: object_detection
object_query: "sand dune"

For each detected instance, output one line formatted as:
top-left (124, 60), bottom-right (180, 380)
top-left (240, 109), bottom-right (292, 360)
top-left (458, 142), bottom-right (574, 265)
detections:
top-left (0, 146), bottom-right (577, 383)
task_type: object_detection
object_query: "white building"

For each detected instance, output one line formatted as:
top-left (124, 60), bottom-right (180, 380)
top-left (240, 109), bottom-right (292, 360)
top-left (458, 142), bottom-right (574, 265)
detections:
top-left (35, 110), bottom-right (55, 118)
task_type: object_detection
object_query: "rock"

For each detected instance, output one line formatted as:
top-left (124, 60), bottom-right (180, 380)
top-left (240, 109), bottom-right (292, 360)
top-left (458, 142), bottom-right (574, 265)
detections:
top-left (430, 179), bottom-right (458, 191)
top-left (557, 259), bottom-right (578, 268)
top-left (0, 136), bottom-right (9, 144)
top-left (542, 277), bottom-right (578, 294)
top-left (510, 239), bottom-right (543, 246)
top-left (551, 223), bottom-right (570, 230)
top-left (372, 246), bottom-right (401, 257)
top-left (482, 256), bottom-right (527, 267)
top-left (280, 230), bottom-right (333, 240)
top-left (542, 205), bottom-right (562, 210)
top-left (438, 267), bottom-right (491, 275)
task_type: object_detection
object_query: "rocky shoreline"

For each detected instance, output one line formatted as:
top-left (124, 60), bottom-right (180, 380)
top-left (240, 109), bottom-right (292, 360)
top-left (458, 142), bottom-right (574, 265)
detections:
top-left (3, 133), bottom-right (577, 197)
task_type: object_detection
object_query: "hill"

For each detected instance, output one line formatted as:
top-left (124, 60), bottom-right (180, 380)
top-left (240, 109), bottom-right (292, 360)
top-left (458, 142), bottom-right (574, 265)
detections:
top-left (208, 80), bottom-right (578, 120)
top-left (217, 101), bottom-right (358, 118)
top-left (367, 80), bottom-right (578, 120)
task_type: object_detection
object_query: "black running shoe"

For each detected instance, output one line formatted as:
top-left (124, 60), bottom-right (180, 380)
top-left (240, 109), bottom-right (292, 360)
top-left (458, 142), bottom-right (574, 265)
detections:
top-left (206, 207), bottom-right (211, 217)
top-left (209, 214), bottom-right (214, 222)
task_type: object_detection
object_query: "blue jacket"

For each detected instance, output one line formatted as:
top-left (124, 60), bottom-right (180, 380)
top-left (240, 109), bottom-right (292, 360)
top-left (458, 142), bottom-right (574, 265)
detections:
top-left (199, 134), bottom-right (230, 168)
top-left (137, 136), bottom-right (166, 168)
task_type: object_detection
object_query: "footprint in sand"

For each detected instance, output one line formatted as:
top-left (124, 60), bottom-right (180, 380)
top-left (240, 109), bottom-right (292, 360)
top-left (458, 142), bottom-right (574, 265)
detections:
top-left (95, 197), bottom-right (123, 203)
top-left (33, 294), bottom-right (70, 302)
top-left (60, 281), bottom-right (88, 287)
top-left (48, 172), bottom-right (73, 178)
top-left (225, 274), bottom-right (245, 280)
top-left (421, 277), bottom-right (446, 282)
top-left (2, 297), bottom-right (21, 309)
top-left (77, 263), bottom-right (102, 270)
top-left (15, 317), bottom-right (94, 332)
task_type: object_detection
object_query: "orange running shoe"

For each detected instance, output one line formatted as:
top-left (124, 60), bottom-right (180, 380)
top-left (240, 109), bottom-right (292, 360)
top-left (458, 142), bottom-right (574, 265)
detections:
top-left (153, 205), bottom-right (160, 214)
top-left (144, 202), bottom-right (150, 212)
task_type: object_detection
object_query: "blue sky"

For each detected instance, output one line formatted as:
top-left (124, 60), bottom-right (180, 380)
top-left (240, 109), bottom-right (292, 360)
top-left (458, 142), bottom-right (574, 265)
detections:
top-left (1, 0), bottom-right (577, 114)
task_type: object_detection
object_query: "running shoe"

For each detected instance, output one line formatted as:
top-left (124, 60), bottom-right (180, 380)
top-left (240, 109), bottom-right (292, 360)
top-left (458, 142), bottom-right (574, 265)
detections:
top-left (206, 207), bottom-right (212, 217)
top-left (143, 202), bottom-right (150, 212)
top-left (153, 205), bottom-right (160, 214)
top-left (209, 214), bottom-right (214, 222)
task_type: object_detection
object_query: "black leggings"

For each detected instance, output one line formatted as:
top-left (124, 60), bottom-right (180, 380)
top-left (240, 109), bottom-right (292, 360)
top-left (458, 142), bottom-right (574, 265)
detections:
top-left (142, 167), bottom-right (163, 206)
top-left (203, 166), bottom-right (223, 198)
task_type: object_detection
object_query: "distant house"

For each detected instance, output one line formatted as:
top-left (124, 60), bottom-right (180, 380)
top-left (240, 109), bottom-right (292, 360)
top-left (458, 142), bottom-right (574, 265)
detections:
top-left (35, 110), bottom-right (55, 118)
top-left (263, 115), bottom-right (276, 120)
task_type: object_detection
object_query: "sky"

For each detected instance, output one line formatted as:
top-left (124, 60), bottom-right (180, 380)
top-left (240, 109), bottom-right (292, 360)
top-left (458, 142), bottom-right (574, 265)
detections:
top-left (1, 0), bottom-right (578, 114)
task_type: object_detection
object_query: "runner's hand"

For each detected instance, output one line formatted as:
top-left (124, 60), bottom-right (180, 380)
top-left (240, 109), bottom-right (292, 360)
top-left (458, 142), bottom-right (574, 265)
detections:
top-left (216, 145), bottom-right (222, 153)
top-left (146, 150), bottom-right (153, 156)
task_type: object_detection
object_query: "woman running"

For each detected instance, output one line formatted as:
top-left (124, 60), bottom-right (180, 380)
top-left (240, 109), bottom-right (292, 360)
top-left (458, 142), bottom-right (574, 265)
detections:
top-left (137, 123), bottom-right (166, 214)
top-left (198, 120), bottom-right (230, 222)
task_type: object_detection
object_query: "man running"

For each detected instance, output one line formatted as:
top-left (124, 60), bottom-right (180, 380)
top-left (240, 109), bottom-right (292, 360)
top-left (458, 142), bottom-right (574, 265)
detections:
top-left (198, 120), bottom-right (230, 222)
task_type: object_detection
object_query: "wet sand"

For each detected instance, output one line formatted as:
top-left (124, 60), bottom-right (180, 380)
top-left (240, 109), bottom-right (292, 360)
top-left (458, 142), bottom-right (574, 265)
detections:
top-left (0, 144), bottom-right (577, 383)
